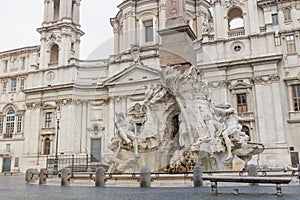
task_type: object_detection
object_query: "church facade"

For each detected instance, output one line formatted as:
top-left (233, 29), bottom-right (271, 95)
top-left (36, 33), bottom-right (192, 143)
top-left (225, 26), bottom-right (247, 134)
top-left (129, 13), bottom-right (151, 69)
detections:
top-left (0, 0), bottom-right (299, 173)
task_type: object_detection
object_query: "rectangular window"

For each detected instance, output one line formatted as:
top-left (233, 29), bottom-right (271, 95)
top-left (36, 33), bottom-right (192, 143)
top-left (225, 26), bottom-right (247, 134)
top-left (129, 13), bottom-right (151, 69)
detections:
top-left (2, 81), bottom-right (7, 93)
top-left (135, 123), bottom-right (143, 135)
top-left (21, 57), bottom-right (26, 67)
top-left (284, 8), bottom-right (292, 21)
top-left (275, 36), bottom-right (281, 46)
top-left (145, 22), bottom-right (154, 43)
top-left (237, 93), bottom-right (248, 113)
top-left (0, 116), bottom-right (3, 134)
top-left (12, 59), bottom-right (18, 68)
top-left (14, 157), bottom-right (19, 167)
top-left (10, 78), bottom-right (17, 92)
top-left (45, 112), bottom-right (52, 128)
top-left (4, 60), bottom-right (8, 71)
top-left (20, 78), bottom-right (25, 91)
top-left (6, 115), bottom-right (15, 136)
top-left (17, 115), bottom-right (22, 133)
top-left (292, 85), bottom-right (300, 111)
top-left (6, 144), bottom-right (11, 152)
top-left (286, 35), bottom-right (296, 53)
top-left (272, 13), bottom-right (279, 25)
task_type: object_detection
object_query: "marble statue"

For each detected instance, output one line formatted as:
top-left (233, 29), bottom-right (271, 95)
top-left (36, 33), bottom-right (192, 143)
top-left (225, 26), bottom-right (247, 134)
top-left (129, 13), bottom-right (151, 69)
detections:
top-left (107, 65), bottom-right (264, 173)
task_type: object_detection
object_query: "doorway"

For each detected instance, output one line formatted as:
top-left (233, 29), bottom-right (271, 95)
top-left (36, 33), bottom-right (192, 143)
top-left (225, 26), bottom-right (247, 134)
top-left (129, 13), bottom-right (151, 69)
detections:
top-left (291, 152), bottom-right (299, 167)
top-left (2, 157), bottom-right (11, 172)
top-left (91, 139), bottom-right (102, 162)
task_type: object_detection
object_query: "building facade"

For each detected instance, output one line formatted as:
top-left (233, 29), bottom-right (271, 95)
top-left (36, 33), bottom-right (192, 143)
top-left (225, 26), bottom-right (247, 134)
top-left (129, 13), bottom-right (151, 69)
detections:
top-left (0, 0), bottom-right (299, 173)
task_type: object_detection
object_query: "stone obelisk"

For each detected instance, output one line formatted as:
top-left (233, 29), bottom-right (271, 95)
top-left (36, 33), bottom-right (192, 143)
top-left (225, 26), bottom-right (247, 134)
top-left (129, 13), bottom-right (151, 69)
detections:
top-left (158, 0), bottom-right (196, 68)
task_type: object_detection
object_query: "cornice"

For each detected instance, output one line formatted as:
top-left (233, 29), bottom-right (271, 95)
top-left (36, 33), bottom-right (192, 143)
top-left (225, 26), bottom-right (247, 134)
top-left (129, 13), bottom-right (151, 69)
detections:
top-left (22, 83), bottom-right (75, 94)
top-left (37, 22), bottom-right (84, 36)
top-left (0, 46), bottom-right (40, 58)
top-left (198, 54), bottom-right (283, 69)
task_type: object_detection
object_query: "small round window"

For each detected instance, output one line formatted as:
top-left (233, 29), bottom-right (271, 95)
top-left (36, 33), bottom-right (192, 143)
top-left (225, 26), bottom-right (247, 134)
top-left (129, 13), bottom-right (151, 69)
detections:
top-left (234, 45), bottom-right (242, 52)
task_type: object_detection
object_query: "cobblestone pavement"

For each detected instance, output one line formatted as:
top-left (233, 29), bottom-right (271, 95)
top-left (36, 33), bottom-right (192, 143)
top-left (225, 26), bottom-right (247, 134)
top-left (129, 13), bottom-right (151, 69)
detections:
top-left (0, 175), bottom-right (299, 200)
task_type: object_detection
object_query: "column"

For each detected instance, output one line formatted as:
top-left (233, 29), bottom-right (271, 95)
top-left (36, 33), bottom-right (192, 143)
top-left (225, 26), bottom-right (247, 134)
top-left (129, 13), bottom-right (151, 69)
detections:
top-left (43, 1), bottom-right (50, 23)
top-left (278, 8), bottom-right (284, 30)
top-left (214, 2), bottom-right (223, 39)
top-left (39, 37), bottom-right (47, 69)
top-left (59, 37), bottom-right (66, 66)
top-left (128, 13), bottom-right (136, 46)
top-left (139, 19), bottom-right (143, 44)
top-left (59, 0), bottom-right (66, 21)
top-left (48, 0), bottom-right (54, 21)
top-left (292, 4), bottom-right (297, 28)
top-left (113, 28), bottom-right (119, 55)
top-left (153, 17), bottom-right (158, 44)
top-left (66, 0), bottom-right (73, 19)
top-left (247, 0), bottom-right (260, 34)
top-left (73, 1), bottom-right (80, 24)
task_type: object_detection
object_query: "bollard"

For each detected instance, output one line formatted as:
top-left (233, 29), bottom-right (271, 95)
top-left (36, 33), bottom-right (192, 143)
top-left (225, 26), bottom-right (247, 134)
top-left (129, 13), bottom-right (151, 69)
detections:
top-left (95, 167), bottom-right (106, 187)
top-left (298, 163), bottom-right (300, 185)
top-left (25, 168), bottom-right (38, 183)
top-left (193, 165), bottom-right (203, 187)
top-left (39, 168), bottom-right (48, 185)
top-left (140, 166), bottom-right (151, 188)
top-left (248, 164), bottom-right (258, 186)
top-left (61, 168), bottom-right (71, 186)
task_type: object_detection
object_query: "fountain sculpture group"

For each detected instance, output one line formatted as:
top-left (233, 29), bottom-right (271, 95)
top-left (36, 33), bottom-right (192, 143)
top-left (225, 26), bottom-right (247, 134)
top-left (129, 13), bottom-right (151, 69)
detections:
top-left (108, 65), bottom-right (264, 173)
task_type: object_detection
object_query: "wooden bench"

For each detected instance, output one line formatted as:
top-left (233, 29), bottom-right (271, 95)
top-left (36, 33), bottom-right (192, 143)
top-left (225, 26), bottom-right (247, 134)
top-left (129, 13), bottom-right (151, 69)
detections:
top-left (202, 175), bottom-right (292, 196)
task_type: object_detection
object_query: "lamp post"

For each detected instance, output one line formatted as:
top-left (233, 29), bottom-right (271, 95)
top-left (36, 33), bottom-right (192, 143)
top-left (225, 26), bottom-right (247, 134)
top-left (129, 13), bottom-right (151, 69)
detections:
top-left (53, 106), bottom-right (61, 175)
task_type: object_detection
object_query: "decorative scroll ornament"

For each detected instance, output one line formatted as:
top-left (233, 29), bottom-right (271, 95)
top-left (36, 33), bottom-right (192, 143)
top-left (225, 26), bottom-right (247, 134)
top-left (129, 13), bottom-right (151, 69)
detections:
top-left (130, 44), bottom-right (141, 64)
top-left (223, 0), bottom-right (245, 8)
top-left (251, 74), bottom-right (280, 84)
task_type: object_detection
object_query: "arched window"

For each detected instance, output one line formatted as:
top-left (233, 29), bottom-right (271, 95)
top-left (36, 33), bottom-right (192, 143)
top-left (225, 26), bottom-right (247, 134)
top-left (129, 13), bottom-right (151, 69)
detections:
top-left (242, 125), bottom-right (250, 140)
top-left (283, 8), bottom-right (291, 21)
top-left (50, 44), bottom-right (59, 63)
top-left (6, 108), bottom-right (15, 136)
top-left (44, 138), bottom-right (51, 155)
top-left (54, 0), bottom-right (60, 21)
top-left (228, 8), bottom-right (244, 30)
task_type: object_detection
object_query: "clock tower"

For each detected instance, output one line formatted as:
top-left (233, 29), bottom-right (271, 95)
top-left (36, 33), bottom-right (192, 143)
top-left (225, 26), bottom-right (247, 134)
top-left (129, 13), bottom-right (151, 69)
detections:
top-left (37, 0), bottom-right (84, 69)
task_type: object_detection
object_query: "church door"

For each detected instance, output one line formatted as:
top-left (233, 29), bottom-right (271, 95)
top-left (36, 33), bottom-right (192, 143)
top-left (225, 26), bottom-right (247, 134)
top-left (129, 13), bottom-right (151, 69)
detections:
top-left (91, 139), bottom-right (102, 162)
top-left (2, 157), bottom-right (11, 172)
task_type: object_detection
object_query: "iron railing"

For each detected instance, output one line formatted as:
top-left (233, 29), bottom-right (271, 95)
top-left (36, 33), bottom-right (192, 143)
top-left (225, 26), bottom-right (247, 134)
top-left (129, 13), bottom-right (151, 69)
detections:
top-left (46, 154), bottom-right (110, 176)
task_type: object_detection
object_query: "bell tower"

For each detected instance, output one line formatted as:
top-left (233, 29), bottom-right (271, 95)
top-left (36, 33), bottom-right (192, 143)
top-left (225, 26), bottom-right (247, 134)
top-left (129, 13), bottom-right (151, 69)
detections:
top-left (37, 0), bottom-right (84, 69)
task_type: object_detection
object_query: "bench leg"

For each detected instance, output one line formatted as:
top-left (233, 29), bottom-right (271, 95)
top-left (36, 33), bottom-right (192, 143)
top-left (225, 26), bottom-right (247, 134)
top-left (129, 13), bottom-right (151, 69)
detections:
top-left (211, 181), bottom-right (218, 194)
top-left (276, 184), bottom-right (282, 196)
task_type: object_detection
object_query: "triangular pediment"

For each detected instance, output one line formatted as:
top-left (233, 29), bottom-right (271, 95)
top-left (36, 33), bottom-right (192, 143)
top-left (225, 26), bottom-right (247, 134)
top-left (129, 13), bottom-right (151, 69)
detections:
top-left (105, 64), bottom-right (160, 86)
top-left (230, 81), bottom-right (252, 90)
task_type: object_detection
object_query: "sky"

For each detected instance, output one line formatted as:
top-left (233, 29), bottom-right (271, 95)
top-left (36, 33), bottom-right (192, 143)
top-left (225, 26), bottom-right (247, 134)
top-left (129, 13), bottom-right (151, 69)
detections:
top-left (0, 1), bottom-right (123, 59)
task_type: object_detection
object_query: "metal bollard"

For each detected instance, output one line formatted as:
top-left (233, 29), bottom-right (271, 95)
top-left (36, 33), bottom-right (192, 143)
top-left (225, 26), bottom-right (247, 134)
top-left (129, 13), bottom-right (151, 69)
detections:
top-left (193, 165), bottom-right (203, 187)
top-left (25, 168), bottom-right (38, 183)
top-left (140, 166), bottom-right (151, 188)
top-left (39, 168), bottom-right (48, 185)
top-left (95, 167), bottom-right (106, 187)
top-left (248, 164), bottom-right (258, 186)
top-left (61, 168), bottom-right (71, 186)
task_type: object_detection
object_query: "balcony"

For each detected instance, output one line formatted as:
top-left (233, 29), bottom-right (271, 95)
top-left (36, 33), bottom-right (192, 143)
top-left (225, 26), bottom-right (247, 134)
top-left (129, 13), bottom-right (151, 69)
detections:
top-left (228, 28), bottom-right (245, 38)
top-left (3, 133), bottom-right (13, 139)
top-left (0, 133), bottom-right (24, 141)
top-left (48, 61), bottom-right (58, 68)
top-left (238, 112), bottom-right (254, 121)
top-left (40, 128), bottom-right (55, 135)
top-left (0, 148), bottom-right (14, 156)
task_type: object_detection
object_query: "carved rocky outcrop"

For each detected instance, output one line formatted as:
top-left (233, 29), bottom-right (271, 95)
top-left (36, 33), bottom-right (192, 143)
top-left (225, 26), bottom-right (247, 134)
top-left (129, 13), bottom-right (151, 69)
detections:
top-left (107, 65), bottom-right (264, 173)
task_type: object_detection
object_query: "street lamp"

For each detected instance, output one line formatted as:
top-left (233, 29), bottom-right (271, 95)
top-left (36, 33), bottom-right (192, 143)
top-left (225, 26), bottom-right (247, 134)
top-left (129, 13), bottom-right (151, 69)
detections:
top-left (53, 106), bottom-right (61, 175)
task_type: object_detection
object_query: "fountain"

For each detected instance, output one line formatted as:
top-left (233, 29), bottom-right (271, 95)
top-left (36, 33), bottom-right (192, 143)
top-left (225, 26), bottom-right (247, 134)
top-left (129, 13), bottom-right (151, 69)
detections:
top-left (107, 0), bottom-right (264, 173)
